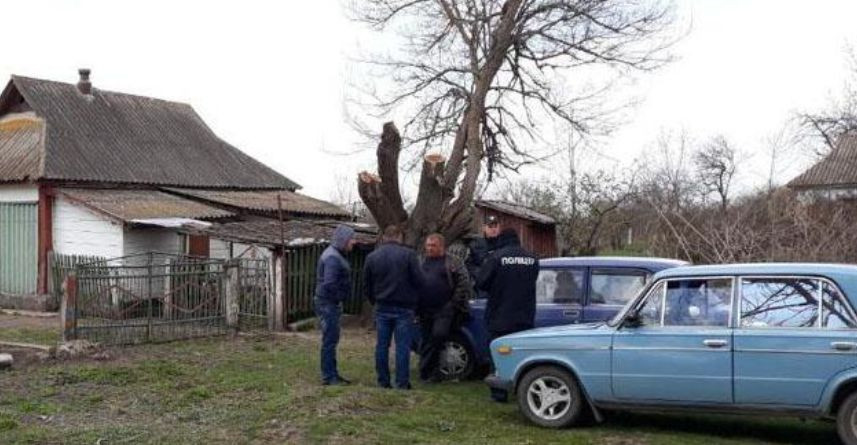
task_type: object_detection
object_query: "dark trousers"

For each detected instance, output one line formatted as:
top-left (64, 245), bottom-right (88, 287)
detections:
top-left (314, 299), bottom-right (342, 383)
top-left (418, 313), bottom-right (442, 380)
top-left (489, 330), bottom-right (520, 402)
top-left (375, 306), bottom-right (415, 388)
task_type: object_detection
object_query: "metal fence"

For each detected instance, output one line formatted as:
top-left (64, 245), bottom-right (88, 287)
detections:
top-left (238, 258), bottom-right (270, 330)
top-left (63, 253), bottom-right (269, 345)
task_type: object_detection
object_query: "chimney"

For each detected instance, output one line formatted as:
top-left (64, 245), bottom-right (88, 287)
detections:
top-left (77, 68), bottom-right (92, 95)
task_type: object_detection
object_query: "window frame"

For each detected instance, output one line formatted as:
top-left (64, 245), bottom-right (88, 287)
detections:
top-left (628, 276), bottom-right (735, 329)
top-left (736, 275), bottom-right (857, 330)
top-left (535, 266), bottom-right (586, 306)
top-left (588, 267), bottom-right (651, 307)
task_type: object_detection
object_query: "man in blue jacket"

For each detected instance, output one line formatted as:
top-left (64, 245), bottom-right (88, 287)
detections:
top-left (363, 225), bottom-right (426, 389)
top-left (314, 224), bottom-right (356, 386)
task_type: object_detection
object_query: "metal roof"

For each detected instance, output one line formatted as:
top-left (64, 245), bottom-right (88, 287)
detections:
top-left (162, 188), bottom-right (349, 218)
top-left (0, 116), bottom-right (43, 183)
top-left (476, 200), bottom-right (556, 225)
top-left (788, 133), bottom-right (857, 189)
top-left (0, 75), bottom-right (300, 190)
top-left (58, 188), bottom-right (234, 222)
top-left (196, 217), bottom-right (376, 247)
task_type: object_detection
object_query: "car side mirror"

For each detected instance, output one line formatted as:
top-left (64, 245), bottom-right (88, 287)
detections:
top-left (623, 311), bottom-right (644, 328)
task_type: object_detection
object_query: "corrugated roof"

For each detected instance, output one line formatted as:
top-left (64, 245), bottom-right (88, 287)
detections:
top-left (58, 188), bottom-right (234, 222)
top-left (162, 188), bottom-right (349, 218)
top-left (788, 133), bottom-right (857, 189)
top-left (476, 200), bottom-right (556, 225)
top-left (196, 217), bottom-right (376, 247)
top-left (0, 115), bottom-right (44, 182)
top-left (0, 75), bottom-right (299, 190)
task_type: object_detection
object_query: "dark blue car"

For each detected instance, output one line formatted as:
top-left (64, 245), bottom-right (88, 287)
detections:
top-left (430, 256), bottom-right (688, 380)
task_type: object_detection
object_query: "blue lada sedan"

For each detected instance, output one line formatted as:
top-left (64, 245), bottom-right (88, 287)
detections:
top-left (486, 263), bottom-right (857, 445)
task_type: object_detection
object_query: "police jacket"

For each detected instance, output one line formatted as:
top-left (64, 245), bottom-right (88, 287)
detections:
top-left (476, 230), bottom-right (539, 334)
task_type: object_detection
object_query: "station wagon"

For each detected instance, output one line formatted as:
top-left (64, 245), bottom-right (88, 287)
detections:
top-left (486, 263), bottom-right (857, 445)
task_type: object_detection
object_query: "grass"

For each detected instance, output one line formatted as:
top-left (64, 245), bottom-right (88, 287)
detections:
top-left (0, 326), bottom-right (61, 345)
top-left (0, 329), bottom-right (841, 444)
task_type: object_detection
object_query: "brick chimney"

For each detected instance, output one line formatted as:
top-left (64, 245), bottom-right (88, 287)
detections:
top-left (77, 68), bottom-right (92, 95)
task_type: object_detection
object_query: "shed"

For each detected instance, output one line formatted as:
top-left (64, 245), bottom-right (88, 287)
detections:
top-left (474, 200), bottom-right (558, 257)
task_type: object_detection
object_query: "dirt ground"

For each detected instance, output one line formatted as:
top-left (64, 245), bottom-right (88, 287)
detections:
top-left (0, 312), bottom-right (58, 331)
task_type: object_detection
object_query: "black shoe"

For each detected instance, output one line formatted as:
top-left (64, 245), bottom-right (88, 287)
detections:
top-left (396, 383), bottom-right (412, 390)
top-left (335, 375), bottom-right (352, 384)
top-left (378, 382), bottom-right (392, 389)
top-left (323, 378), bottom-right (349, 386)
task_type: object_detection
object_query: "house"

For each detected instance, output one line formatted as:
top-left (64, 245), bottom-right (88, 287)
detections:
top-left (788, 133), bottom-right (857, 199)
top-left (474, 200), bottom-right (557, 257)
top-left (0, 70), bottom-right (355, 311)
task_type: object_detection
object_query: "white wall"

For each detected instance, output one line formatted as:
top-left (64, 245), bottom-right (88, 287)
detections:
top-left (123, 228), bottom-right (182, 258)
top-left (52, 196), bottom-right (124, 258)
top-left (233, 243), bottom-right (272, 260)
top-left (210, 238), bottom-right (232, 260)
top-left (0, 184), bottom-right (38, 203)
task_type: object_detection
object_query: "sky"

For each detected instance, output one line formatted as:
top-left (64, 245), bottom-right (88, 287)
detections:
top-left (1, 1), bottom-right (856, 201)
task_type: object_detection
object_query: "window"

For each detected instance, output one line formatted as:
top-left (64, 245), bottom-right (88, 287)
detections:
top-left (822, 282), bottom-right (857, 329)
top-left (663, 279), bottom-right (732, 327)
top-left (536, 269), bottom-right (584, 304)
top-left (636, 281), bottom-right (665, 326)
top-left (740, 278), bottom-right (819, 328)
top-left (590, 269), bottom-right (648, 305)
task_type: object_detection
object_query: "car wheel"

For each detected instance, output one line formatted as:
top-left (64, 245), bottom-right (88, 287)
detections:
top-left (438, 334), bottom-right (475, 380)
top-left (837, 392), bottom-right (857, 445)
top-left (516, 365), bottom-right (584, 428)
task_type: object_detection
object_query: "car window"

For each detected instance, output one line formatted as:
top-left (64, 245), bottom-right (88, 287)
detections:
top-left (663, 278), bottom-right (732, 327)
top-left (740, 278), bottom-right (819, 328)
top-left (822, 281), bottom-right (857, 329)
top-left (636, 281), bottom-right (666, 326)
top-left (536, 269), bottom-right (584, 304)
top-left (590, 269), bottom-right (648, 305)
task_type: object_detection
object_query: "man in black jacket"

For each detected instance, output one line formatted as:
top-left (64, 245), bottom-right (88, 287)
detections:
top-left (363, 226), bottom-right (426, 389)
top-left (418, 233), bottom-right (472, 383)
top-left (477, 227), bottom-right (539, 402)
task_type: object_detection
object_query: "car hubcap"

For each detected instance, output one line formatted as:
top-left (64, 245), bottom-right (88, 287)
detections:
top-left (527, 376), bottom-right (572, 421)
top-left (851, 406), bottom-right (857, 436)
top-left (439, 341), bottom-right (468, 377)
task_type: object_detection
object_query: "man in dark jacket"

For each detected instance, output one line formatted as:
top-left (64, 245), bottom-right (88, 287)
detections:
top-left (363, 225), bottom-right (426, 389)
top-left (313, 224), bottom-right (356, 386)
top-left (466, 215), bottom-right (500, 296)
top-left (477, 227), bottom-right (539, 401)
top-left (418, 233), bottom-right (472, 383)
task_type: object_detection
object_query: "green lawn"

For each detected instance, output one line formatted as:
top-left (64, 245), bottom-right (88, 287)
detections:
top-left (0, 329), bottom-right (840, 444)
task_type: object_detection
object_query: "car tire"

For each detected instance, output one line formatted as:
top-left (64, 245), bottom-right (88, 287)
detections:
top-left (516, 365), bottom-right (584, 429)
top-left (438, 334), bottom-right (475, 380)
top-left (837, 392), bottom-right (857, 445)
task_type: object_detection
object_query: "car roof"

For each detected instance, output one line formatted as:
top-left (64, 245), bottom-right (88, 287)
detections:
top-left (539, 256), bottom-right (688, 271)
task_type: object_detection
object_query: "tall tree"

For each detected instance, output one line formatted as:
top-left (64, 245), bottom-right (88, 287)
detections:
top-left (352, 0), bottom-right (676, 245)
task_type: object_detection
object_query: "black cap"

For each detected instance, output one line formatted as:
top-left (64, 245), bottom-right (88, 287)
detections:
top-left (484, 215), bottom-right (499, 226)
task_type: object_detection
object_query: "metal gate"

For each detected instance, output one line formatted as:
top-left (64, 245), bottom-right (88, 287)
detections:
top-left (0, 203), bottom-right (38, 294)
top-left (64, 253), bottom-right (269, 345)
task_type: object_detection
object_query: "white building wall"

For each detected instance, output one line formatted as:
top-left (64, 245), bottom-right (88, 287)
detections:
top-left (52, 196), bottom-right (124, 258)
top-left (123, 228), bottom-right (182, 257)
top-left (210, 238), bottom-right (232, 260)
top-left (0, 184), bottom-right (38, 203)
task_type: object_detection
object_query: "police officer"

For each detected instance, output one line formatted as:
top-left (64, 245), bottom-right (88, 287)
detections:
top-left (476, 227), bottom-right (539, 402)
top-left (466, 215), bottom-right (501, 284)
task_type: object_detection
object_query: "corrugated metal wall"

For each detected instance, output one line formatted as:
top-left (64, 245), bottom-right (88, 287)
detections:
top-left (0, 203), bottom-right (38, 294)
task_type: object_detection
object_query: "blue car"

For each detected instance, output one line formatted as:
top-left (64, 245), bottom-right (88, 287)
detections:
top-left (432, 256), bottom-right (686, 380)
top-left (486, 263), bottom-right (857, 445)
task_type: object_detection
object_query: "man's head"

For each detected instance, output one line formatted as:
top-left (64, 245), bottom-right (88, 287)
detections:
top-left (381, 225), bottom-right (404, 243)
top-left (483, 215), bottom-right (500, 239)
top-left (424, 233), bottom-right (445, 258)
top-left (332, 225), bottom-right (356, 253)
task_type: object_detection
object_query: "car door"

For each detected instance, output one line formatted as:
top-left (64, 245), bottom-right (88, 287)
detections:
top-left (612, 277), bottom-right (734, 403)
top-left (534, 267), bottom-right (584, 327)
top-left (733, 276), bottom-right (857, 406)
top-left (584, 268), bottom-right (649, 323)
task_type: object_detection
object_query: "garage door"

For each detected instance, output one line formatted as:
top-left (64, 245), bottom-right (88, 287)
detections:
top-left (0, 203), bottom-right (37, 294)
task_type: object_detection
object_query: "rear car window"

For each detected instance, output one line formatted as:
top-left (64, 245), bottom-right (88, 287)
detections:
top-left (536, 269), bottom-right (584, 304)
top-left (590, 269), bottom-right (648, 305)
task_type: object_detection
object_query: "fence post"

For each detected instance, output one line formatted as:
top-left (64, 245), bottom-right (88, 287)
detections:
top-left (61, 273), bottom-right (78, 342)
top-left (163, 259), bottom-right (173, 320)
top-left (225, 259), bottom-right (240, 331)
top-left (273, 252), bottom-right (285, 331)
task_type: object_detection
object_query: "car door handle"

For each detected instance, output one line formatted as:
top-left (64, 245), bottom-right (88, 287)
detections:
top-left (703, 339), bottom-right (728, 348)
top-left (563, 310), bottom-right (580, 317)
top-left (831, 342), bottom-right (857, 351)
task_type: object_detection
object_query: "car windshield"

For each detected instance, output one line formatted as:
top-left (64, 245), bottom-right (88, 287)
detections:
top-left (607, 282), bottom-right (652, 327)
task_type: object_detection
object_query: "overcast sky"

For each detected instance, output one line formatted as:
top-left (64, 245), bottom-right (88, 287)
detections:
top-left (1, 1), bottom-right (856, 201)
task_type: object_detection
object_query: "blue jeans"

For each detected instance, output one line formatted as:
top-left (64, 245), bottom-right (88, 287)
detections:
top-left (375, 306), bottom-right (414, 388)
top-left (314, 299), bottom-right (342, 383)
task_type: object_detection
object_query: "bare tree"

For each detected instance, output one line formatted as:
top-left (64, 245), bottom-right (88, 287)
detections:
top-left (694, 135), bottom-right (737, 211)
top-left (351, 0), bottom-right (677, 245)
top-left (797, 47), bottom-right (857, 156)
